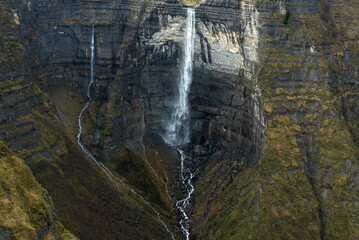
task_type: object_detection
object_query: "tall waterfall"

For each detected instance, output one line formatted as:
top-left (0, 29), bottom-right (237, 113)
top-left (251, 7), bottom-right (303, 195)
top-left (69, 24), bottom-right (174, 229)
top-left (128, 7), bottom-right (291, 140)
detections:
top-left (77, 26), bottom-right (175, 240)
top-left (164, 8), bottom-right (197, 240)
top-left (165, 8), bottom-right (195, 146)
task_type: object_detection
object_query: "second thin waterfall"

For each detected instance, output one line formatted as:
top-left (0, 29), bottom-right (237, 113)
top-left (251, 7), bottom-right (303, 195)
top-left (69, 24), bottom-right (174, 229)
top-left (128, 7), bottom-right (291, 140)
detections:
top-left (77, 26), bottom-right (175, 240)
top-left (165, 8), bottom-right (195, 146)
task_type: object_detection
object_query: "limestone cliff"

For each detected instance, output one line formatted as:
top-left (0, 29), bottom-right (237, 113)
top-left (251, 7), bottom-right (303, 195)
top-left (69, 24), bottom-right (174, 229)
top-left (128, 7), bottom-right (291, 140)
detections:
top-left (193, 1), bottom-right (359, 239)
top-left (0, 0), bottom-right (358, 239)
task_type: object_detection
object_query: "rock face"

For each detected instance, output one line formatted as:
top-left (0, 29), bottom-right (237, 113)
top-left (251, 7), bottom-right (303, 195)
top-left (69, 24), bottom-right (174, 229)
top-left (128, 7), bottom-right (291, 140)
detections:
top-left (0, 0), bottom-right (358, 239)
top-left (8, 0), bottom-right (265, 162)
top-left (192, 1), bottom-right (359, 239)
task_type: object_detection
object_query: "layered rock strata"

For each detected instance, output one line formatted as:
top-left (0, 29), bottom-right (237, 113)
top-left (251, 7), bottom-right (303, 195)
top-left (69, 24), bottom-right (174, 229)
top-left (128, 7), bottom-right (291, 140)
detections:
top-left (0, 0), bottom-right (358, 239)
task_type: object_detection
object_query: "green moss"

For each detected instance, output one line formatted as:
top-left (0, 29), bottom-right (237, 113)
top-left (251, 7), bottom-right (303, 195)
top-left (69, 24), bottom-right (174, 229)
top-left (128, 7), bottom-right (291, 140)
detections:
top-left (140, 136), bottom-right (179, 209)
top-left (259, 86), bottom-right (359, 239)
top-left (29, 113), bottom-right (176, 239)
top-left (260, 44), bottom-right (304, 91)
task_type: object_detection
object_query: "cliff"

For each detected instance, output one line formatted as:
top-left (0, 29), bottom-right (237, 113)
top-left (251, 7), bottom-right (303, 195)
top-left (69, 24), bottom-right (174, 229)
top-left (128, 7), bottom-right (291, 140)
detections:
top-left (0, 0), bottom-right (358, 239)
top-left (193, 1), bottom-right (359, 239)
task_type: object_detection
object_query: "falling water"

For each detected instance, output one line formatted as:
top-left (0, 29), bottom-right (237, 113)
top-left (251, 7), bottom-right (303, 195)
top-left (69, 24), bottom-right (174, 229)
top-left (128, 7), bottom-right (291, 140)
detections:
top-left (165, 8), bottom-right (195, 146)
top-left (77, 26), bottom-right (175, 240)
top-left (77, 25), bottom-right (96, 160)
top-left (164, 8), bottom-right (197, 240)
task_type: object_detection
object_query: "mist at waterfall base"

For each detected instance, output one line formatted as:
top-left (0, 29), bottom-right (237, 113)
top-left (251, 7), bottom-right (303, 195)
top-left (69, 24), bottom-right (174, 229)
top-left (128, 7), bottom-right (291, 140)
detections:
top-left (164, 8), bottom-right (195, 147)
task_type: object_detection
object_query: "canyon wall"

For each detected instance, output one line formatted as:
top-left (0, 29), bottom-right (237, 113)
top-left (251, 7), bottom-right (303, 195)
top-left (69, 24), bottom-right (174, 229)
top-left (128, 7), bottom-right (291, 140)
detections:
top-left (0, 0), bottom-right (358, 239)
top-left (193, 0), bottom-right (359, 239)
top-left (8, 0), bottom-right (265, 161)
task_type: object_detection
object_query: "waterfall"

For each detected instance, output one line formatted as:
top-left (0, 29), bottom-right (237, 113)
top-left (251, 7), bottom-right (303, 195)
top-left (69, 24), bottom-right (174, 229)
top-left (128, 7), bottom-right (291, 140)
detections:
top-left (163, 8), bottom-right (197, 240)
top-left (165, 8), bottom-right (195, 146)
top-left (77, 26), bottom-right (175, 240)
top-left (77, 25), bottom-right (96, 160)
top-left (89, 25), bottom-right (95, 97)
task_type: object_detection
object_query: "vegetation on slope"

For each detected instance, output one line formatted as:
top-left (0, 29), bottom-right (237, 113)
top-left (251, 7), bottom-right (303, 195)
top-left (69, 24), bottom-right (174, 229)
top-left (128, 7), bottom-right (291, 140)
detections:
top-left (0, 140), bottom-right (77, 240)
top-left (0, 3), bottom-right (77, 238)
top-left (260, 1), bottom-right (359, 238)
top-left (29, 90), bottom-right (179, 239)
top-left (48, 83), bottom-right (180, 236)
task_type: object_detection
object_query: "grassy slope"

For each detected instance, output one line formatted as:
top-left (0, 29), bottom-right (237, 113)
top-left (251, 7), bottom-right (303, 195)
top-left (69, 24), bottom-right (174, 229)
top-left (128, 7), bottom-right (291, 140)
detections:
top-left (0, 140), bottom-right (77, 240)
top-left (29, 89), bottom-right (179, 240)
top-left (48, 83), bottom-right (180, 238)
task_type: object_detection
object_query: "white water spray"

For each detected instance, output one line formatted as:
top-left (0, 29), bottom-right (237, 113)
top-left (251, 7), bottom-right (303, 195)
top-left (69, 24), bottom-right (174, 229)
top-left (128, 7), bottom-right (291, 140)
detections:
top-left (77, 26), bottom-right (175, 240)
top-left (165, 8), bottom-right (195, 146)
